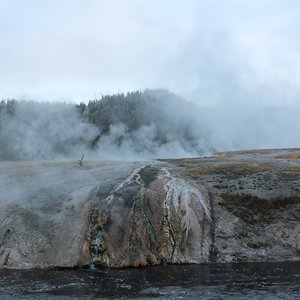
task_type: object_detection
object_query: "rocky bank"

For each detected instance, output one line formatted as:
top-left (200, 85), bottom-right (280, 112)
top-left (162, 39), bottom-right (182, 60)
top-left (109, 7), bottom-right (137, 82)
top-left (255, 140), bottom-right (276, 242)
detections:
top-left (166, 148), bottom-right (300, 263)
top-left (0, 148), bottom-right (300, 268)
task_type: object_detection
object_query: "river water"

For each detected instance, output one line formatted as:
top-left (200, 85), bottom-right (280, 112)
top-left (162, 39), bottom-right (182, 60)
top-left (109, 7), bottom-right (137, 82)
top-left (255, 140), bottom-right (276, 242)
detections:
top-left (0, 262), bottom-right (300, 299)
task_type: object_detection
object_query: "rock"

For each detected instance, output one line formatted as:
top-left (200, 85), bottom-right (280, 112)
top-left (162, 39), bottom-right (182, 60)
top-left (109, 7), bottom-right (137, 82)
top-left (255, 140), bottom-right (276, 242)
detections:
top-left (166, 148), bottom-right (300, 263)
top-left (1, 148), bottom-right (300, 269)
top-left (0, 160), bottom-right (144, 268)
top-left (89, 165), bottom-right (213, 267)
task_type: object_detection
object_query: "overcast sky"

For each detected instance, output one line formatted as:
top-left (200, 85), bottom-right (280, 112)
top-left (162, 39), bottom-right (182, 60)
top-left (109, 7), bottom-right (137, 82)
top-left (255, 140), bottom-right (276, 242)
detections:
top-left (1, 0), bottom-right (300, 106)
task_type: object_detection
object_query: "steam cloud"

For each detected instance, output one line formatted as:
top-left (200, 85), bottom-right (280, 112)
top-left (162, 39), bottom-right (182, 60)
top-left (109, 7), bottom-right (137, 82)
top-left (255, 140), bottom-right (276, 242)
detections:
top-left (0, 89), bottom-right (299, 161)
top-left (0, 101), bottom-right (98, 160)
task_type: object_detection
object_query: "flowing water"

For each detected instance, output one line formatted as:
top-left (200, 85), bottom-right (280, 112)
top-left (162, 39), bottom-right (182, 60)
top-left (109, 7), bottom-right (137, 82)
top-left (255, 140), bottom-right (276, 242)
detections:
top-left (1, 262), bottom-right (300, 299)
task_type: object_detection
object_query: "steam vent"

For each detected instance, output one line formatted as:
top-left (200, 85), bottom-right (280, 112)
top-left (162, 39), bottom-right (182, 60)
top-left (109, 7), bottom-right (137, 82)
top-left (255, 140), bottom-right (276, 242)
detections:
top-left (1, 148), bottom-right (300, 269)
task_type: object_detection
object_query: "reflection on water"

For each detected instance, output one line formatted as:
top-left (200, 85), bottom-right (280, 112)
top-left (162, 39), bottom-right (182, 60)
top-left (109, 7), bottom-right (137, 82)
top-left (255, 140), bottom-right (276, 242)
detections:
top-left (0, 262), bottom-right (300, 299)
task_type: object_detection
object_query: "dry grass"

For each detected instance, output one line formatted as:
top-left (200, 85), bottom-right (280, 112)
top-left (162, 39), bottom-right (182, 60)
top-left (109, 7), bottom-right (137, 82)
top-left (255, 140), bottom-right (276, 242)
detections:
top-left (211, 155), bottom-right (232, 161)
top-left (286, 165), bottom-right (300, 172)
top-left (191, 166), bottom-right (222, 174)
top-left (165, 156), bottom-right (233, 170)
top-left (220, 193), bottom-right (300, 224)
top-left (176, 162), bottom-right (197, 168)
top-left (281, 171), bottom-right (299, 180)
top-left (191, 161), bottom-right (270, 176)
top-left (218, 148), bottom-right (300, 156)
top-left (15, 172), bottom-right (35, 177)
top-left (276, 153), bottom-right (300, 159)
top-left (229, 162), bottom-right (270, 175)
top-left (217, 149), bottom-right (282, 156)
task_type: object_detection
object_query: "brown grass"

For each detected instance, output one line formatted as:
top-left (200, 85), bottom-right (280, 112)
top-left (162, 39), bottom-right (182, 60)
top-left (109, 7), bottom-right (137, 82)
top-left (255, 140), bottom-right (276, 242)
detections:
top-left (220, 193), bottom-right (300, 224)
top-left (276, 153), bottom-right (300, 159)
top-left (229, 163), bottom-right (269, 175)
top-left (281, 171), bottom-right (299, 180)
top-left (212, 155), bottom-right (232, 161)
top-left (15, 172), bottom-right (35, 177)
top-left (286, 165), bottom-right (300, 172)
top-left (191, 166), bottom-right (221, 174)
top-left (191, 161), bottom-right (269, 176)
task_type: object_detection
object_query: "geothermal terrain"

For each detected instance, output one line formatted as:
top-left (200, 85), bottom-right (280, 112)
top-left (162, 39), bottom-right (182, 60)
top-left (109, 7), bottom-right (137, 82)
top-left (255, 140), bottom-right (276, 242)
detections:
top-left (0, 148), bottom-right (299, 269)
top-left (1, 91), bottom-right (299, 269)
top-left (165, 148), bottom-right (300, 263)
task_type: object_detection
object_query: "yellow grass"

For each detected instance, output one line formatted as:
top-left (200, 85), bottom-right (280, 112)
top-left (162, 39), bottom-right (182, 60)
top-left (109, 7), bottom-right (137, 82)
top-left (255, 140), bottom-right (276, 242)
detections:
top-left (276, 153), bottom-right (300, 159)
top-left (191, 166), bottom-right (221, 174)
top-left (212, 155), bottom-right (232, 161)
top-left (191, 161), bottom-right (269, 175)
top-left (229, 163), bottom-right (269, 174)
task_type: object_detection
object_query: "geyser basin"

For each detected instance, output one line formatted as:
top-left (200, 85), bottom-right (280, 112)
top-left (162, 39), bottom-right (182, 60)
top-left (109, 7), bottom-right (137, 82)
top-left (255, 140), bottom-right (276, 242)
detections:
top-left (0, 160), bottom-right (144, 268)
top-left (0, 148), bottom-right (300, 269)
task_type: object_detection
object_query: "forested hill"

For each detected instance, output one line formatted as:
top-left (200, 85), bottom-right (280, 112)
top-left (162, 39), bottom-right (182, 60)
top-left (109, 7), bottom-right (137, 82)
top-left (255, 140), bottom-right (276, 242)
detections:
top-left (0, 90), bottom-right (208, 161)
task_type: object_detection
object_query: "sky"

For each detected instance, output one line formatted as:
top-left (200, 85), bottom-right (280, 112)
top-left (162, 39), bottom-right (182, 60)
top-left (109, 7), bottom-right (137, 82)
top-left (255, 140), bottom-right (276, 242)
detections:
top-left (1, 0), bottom-right (300, 106)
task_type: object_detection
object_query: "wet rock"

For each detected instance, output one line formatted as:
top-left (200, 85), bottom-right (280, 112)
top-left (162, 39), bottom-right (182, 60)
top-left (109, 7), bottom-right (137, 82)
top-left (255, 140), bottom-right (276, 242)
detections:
top-left (0, 160), bottom-right (144, 268)
top-left (89, 165), bottom-right (213, 267)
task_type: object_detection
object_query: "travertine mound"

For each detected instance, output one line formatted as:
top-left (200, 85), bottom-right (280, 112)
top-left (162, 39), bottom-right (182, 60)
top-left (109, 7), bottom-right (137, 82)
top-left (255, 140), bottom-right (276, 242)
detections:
top-left (89, 165), bottom-right (212, 267)
top-left (0, 160), bottom-right (143, 268)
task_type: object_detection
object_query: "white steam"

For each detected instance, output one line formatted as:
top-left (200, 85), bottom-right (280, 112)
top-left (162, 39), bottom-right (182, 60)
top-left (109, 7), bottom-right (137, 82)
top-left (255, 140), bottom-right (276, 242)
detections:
top-left (0, 102), bottom-right (98, 160)
top-left (0, 90), bottom-right (299, 161)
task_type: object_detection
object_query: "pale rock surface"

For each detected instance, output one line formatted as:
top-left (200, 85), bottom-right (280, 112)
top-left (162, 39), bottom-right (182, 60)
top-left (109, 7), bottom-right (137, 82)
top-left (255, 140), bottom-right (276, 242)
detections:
top-left (1, 148), bottom-right (300, 269)
top-left (0, 160), bottom-right (143, 268)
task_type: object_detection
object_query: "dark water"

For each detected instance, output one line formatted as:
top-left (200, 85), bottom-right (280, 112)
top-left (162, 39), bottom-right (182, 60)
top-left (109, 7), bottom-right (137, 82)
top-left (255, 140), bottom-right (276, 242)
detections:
top-left (1, 262), bottom-right (300, 299)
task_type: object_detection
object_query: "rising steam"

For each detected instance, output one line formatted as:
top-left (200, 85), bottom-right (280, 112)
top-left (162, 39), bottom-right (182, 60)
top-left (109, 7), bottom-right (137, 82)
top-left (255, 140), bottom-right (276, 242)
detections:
top-left (0, 89), bottom-right (299, 161)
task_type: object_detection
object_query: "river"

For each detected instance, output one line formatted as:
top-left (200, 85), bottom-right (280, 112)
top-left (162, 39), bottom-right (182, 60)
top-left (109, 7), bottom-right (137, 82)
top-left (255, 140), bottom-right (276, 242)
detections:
top-left (1, 262), bottom-right (300, 299)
